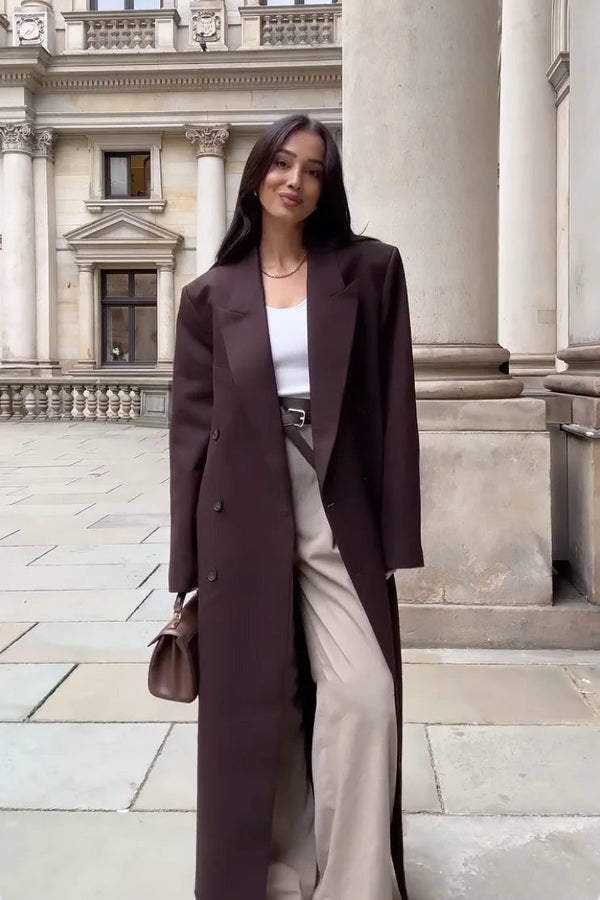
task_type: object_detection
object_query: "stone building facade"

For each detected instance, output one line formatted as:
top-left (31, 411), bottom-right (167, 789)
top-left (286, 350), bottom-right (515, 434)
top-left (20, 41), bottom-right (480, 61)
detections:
top-left (0, 0), bottom-right (598, 644)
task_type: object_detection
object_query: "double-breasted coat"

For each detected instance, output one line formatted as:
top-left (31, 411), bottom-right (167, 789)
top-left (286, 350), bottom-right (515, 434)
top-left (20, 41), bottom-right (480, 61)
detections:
top-left (168, 236), bottom-right (424, 900)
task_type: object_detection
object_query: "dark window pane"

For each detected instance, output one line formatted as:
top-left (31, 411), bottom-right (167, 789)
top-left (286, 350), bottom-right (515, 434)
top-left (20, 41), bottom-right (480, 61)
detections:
top-left (134, 272), bottom-right (157, 298)
top-left (135, 306), bottom-right (158, 363)
top-left (105, 307), bottom-right (130, 363)
top-left (105, 273), bottom-right (130, 297)
top-left (108, 155), bottom-right (128, 197)
top-left (130, 153), bottom-right (150, 197)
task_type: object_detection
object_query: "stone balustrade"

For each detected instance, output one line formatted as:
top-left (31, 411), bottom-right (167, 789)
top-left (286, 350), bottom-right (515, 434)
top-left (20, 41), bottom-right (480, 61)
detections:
top-left (62, 9), bottom-right (180, 53)
top-left (0, 379), bottom-right (171, 425)
top-left (86, 16), bottom-right (155, 51)
top-left (239, 3), bottom-right (341, 50)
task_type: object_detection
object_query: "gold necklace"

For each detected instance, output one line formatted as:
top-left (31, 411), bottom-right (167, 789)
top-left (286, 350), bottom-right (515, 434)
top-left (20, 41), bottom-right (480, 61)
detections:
top-left (261, 251), bottom-right (308, 279)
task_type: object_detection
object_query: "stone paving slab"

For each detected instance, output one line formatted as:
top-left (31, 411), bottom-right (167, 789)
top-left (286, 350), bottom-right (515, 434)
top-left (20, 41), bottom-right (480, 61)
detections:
top-left (0, 589), bottom-right (148, 622)
top-left (568, 666), bottom-right (600, 715)
top-left (0, 811), bottom-right (196, 900)
top-left (0, 562), bottom-right (156, 591)
top-left (0, 546), bottom-right (53, 566)
top-left (428, 724), bottom-right (600, 815)
top-left (33, 663), bottom-right (198, 722)
top-left (10, 493), bottom-right (119, 506)
top-left (33, 543), bottom-right (169, 566)
top-left (1, 811), bottom-right (599, 900)
top-left (128, 588), bottom-right (175, 621)
top-left (403, 663), bottom-right (597, 724)
top-left (401, 724), bottom-right (441, 813)
top-left (134, 723), bottom-right (196, 810)
top-left (89, 513), bottom-right (170, 529)
top-left (402, 647), bottom-right (600, 665)
top-left (0, 623), bottom-right (34, 652)
top-left (141, 563), bottom-right (169, 589)
top-left (143, 526), bottom-right (170, 543)
top-left (405, 815), bottom-right (600, 900)
top-left (0, 525), bottom-right (158, 545)
top-left (0, 664), bottom-right (73, 720)
top-left (0, 621), bottom-right (158, 662)
top-left (0, 722), bottom-right (168, 809)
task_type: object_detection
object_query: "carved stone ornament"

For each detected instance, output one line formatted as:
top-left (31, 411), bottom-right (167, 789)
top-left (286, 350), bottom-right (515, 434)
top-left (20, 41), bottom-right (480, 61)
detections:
top-left (185, 124), bottom-right (230, 159)
top-left (0, 122), bottom-right (35, 155)
top-left (32, 128), bottom-right (55, 161)
top-left (191, 9), bottom-right (221, 44)
top-left (15, 13), bottom-right (45, 44)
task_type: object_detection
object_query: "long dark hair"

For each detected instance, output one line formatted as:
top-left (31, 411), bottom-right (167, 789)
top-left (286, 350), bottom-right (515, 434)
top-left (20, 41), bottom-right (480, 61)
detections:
top-left (215, 115), bottom-right (355, 266)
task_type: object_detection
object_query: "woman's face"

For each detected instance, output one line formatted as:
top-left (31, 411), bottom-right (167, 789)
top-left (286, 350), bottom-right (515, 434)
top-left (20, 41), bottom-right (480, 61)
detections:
top-left (258, 128), bottom-right (326, 227)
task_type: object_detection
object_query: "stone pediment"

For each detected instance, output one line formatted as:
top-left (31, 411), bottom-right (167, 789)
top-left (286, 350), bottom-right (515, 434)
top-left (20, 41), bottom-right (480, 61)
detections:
top-left (64, 210), bottom-right (183, 266)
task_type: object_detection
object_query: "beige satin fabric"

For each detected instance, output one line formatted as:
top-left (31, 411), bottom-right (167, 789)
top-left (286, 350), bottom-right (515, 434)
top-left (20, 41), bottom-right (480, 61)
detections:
top-left (267, 425), bottom-right (402, 900)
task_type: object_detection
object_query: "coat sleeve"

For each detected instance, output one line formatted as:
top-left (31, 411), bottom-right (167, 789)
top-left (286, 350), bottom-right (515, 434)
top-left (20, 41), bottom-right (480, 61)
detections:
top-left (379, 247), bottom-right (424, 570)
top-left (168, 284), bottom-right (213, 593)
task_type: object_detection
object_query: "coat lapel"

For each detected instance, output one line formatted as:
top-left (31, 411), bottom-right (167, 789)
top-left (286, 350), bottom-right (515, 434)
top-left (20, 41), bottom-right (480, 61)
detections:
top-left (215, 245), bottom-right (358, 493)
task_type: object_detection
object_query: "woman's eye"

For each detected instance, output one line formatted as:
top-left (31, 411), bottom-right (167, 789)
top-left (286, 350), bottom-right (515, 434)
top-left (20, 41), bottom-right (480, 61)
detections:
top-left (274, 159), bottom-right (288, 169)
top-left (308, 169), bottom-right (322, 179)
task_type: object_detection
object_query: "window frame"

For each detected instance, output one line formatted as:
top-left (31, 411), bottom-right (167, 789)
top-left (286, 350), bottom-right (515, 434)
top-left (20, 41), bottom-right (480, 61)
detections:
top-left (104, 151), bottom-right (151, 200)
top-left (101, 269), bottom-right (158, 367)
top-left (86, 133), bottom-right (165, 214)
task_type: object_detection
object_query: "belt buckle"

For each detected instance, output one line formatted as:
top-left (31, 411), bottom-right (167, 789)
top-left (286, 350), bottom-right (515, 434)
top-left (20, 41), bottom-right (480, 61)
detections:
top-left (288, 407), bottom-right (306, 427)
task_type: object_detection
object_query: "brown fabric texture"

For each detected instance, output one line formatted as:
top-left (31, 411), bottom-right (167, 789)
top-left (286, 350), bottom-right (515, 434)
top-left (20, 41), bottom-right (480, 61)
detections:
top-left (168, 238), bottom-right (423, 900)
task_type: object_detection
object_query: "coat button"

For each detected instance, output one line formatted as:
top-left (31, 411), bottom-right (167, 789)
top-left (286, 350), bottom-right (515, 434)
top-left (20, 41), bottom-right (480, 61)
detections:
top-left (213, 499), bottom-right (223, 512)
top-left (211, 427), bottom-right (220, 440)
top-left (207, 568), bottom-right (218, 582)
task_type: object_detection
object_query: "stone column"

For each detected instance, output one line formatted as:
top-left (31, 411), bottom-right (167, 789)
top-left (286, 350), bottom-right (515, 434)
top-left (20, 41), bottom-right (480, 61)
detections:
top-left (157, 262), bottom-right (175, 368)
top-left (185, 124), bottom-right (230, 277)
top-left (498, 0), bottom-right (557, 388)
top-left (343, 0), bottom-right (553, 630)
top-left (344, 1), bottom-right (520, 399)
top-left (0, 123), bottom-right (37, 370)
top-left (32, 128), bottom-right (60, 374)
top-left (546, 1), bottom-right (600, 399)
top-left (75, 263), bottom-right (96, 370)
top-left (544, 0), bottom-right (600, 603)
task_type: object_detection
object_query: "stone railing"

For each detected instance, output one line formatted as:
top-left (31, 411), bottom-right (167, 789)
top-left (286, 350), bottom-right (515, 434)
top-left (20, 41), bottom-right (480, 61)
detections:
top-left (62, 9), bottom-right (180, 53)
top-left (0, 379), bottom-right (171, 426)
top-left (239, 3), bottom-right (342, 49)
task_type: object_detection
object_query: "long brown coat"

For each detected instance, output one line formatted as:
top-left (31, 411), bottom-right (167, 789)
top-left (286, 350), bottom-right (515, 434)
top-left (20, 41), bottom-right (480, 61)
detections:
top-left (168, 237), bottom-right (423, 900)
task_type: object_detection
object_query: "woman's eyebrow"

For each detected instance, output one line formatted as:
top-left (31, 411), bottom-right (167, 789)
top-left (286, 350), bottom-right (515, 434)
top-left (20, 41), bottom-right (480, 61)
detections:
top-left (277, 148), bottom-right (324, 166)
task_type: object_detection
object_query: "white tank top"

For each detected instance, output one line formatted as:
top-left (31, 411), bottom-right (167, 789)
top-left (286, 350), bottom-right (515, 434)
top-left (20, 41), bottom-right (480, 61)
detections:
top-left (265, 299), bottom-right (310, 398)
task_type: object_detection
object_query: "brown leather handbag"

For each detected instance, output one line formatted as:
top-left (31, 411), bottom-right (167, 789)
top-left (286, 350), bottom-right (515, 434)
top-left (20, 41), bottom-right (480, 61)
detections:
top-left (147, 591), bottom-right (199, 703)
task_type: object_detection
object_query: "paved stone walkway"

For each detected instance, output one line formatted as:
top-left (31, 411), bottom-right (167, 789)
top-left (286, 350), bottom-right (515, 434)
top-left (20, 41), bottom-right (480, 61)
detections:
top-left (1, 423), bottom-right (600, 900)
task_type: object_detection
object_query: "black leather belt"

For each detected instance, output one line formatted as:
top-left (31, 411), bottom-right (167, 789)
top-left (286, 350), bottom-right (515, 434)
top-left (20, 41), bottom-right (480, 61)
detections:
top-left (280, 397), bottom-right (314, 469)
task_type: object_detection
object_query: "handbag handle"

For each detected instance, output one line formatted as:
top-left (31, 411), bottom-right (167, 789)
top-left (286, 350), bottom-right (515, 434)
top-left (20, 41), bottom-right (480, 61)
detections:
top-left (172, 592), bottom-right (187, 622)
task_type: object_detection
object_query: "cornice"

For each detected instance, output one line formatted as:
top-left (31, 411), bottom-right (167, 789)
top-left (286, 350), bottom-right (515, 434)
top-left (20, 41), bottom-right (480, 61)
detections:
top-left (0, 47), bottom-right (51, 88)
top-left (0, 46), bottom-right (340, 93)
top-left (547, 51), bottom-right (570, 104)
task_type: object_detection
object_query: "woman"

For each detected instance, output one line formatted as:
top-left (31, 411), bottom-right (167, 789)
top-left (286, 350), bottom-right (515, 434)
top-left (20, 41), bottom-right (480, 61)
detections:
top-left (169, 114), bottom-right (423, 900)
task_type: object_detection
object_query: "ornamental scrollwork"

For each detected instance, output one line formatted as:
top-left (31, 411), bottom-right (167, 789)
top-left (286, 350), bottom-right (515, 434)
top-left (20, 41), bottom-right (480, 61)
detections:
top-left (0, 123), bottom-right (36, 154)
top-left (185, 124), bottom-right (230, 159)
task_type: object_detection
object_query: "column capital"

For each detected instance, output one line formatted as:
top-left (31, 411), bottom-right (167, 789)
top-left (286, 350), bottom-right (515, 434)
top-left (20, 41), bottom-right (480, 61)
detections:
top-left (0, 122), bottom-right (35, 156)
top-left (32, 128), bottom-right (55, 162)
top-left (185, 124), bottom-right (230, 159)
top-left (76, 262), bottom-right (94, 274)
top-left (157, 261), bottom-right (175, 272)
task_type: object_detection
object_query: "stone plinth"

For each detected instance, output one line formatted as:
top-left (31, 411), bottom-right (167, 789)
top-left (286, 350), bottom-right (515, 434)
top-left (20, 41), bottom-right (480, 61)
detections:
top-left (394, 399), bottom-right (553, 608)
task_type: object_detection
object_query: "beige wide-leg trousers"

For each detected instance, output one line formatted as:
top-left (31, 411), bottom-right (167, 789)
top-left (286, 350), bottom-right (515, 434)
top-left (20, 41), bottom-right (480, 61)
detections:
top-left (267, 425), bottom-right (402, 900)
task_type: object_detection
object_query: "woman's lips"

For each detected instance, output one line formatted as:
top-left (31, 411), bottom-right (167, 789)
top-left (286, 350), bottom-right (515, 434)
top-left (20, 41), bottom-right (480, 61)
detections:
top-left (279, 193), bottom-right (302, 207)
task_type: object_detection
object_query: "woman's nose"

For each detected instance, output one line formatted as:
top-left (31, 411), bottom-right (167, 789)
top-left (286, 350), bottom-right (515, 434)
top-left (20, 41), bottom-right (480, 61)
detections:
top-left (287, 166), bottom-right (301, 188)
